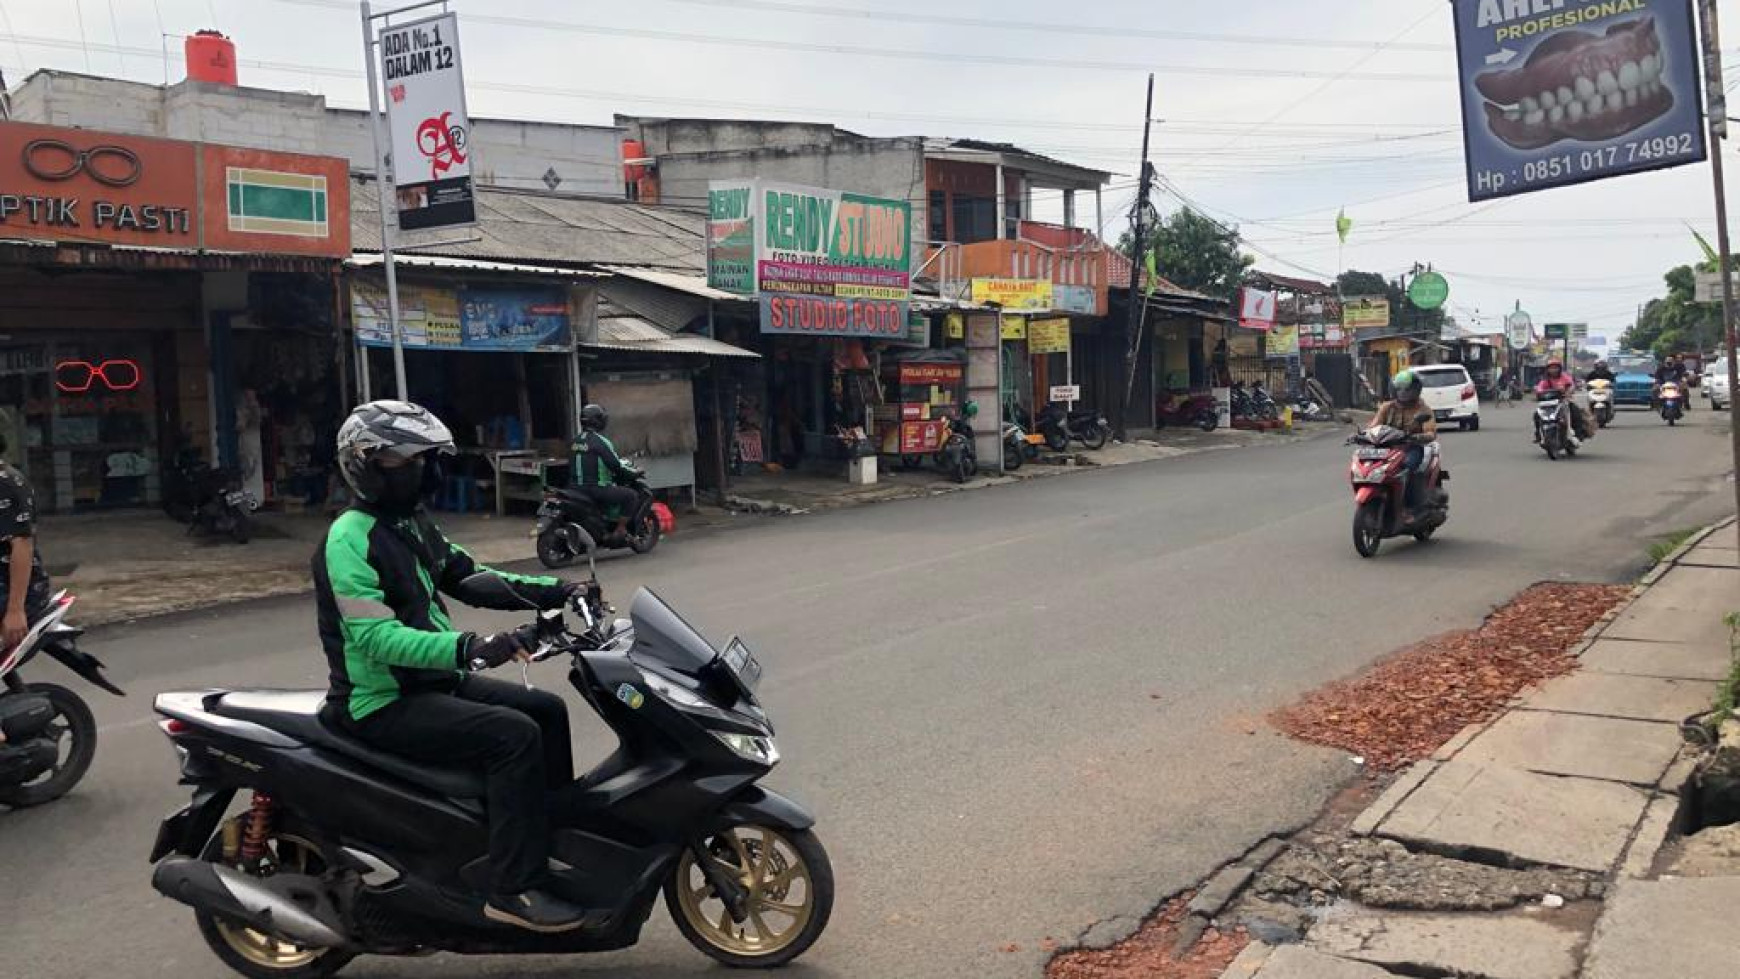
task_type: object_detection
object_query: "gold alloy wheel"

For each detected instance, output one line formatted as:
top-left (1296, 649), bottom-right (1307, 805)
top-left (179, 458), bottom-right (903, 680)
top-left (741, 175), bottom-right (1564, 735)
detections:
top-left (211, 833), bottom-right (330, 970)
top-left (673, 825), bottom-right (815, 958)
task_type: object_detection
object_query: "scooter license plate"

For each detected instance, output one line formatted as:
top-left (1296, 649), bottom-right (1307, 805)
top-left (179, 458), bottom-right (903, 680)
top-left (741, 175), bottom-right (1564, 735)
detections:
top-left (224, 491), bottom-right (247, 507)
top-left (1357, 448), bottom-right (1392, 461)
top-left (722, 637), bottom-right (762, 693)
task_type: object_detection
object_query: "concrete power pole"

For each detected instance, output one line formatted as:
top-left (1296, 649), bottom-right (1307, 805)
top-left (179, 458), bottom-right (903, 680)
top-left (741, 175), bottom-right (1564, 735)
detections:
top-left (1117, 74), bottom-right (1156, 442)
top-left (1698, 0), bottom-right (1740, 547)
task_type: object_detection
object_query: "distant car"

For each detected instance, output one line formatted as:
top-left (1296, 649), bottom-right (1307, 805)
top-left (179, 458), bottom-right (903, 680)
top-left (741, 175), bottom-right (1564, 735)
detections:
top-left (1413, 364), bottom-right (1481, 431)
top-left (1709, 359), bottom-right (1731, 411)
top-left (1608, 354), bottom-right (1658, 407)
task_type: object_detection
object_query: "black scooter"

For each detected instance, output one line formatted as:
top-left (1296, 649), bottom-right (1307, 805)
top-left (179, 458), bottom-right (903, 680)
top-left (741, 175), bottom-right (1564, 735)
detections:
top-left (535, 468), bottom-right (660, 568)
top-left (165, 450), bottom-right (258, 545)
top-left (148, 544), bottom-right (832, 976)
top-left (1036, 402), bottom-right (1110, 451)
top-left (940, 414), bottom-right (978, 483)
top-left (0, 590), bottom-right (122, 808)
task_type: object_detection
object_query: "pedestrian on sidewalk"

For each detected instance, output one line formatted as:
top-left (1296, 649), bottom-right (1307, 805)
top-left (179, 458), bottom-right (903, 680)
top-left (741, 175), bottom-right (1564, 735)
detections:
top-left (0, 432), bottom-right (51, 653)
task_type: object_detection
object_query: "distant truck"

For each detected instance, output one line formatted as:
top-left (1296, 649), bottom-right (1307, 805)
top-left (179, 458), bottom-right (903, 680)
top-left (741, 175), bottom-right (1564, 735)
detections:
top-left (1606, 352), bottom-right (1658, 407)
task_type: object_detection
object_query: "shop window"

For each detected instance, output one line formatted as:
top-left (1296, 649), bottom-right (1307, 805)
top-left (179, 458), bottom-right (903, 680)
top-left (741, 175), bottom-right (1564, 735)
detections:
top-left (0, 341), bottom-right (160, 512)
top-left (928, 190), bottom-right (947, 244)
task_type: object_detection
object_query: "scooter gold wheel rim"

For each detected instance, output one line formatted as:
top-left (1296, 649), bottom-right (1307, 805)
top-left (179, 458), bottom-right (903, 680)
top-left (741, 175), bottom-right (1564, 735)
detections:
top-left (675, 825), bottom-right (814, 957)
top-left (211, 833), bottom-right (329, 970)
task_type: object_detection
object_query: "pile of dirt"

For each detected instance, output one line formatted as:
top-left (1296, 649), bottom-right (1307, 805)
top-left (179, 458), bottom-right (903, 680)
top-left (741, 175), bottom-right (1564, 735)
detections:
top-left (1271, 583), bottom-right (1633, 771)
top-left (1047, 895), bottom-right (1249, 979)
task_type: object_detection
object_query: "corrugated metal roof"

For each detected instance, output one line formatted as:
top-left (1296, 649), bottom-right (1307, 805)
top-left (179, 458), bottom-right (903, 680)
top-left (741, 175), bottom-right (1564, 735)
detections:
top-left (600, 266), bottom-right (750, 302)
top-left (351, 179), bottom-right (706, 272)
top-left (588, 316), bottom-right (760, 359)
top-left (348, 253), bottom-right (606, 278)
top-left (600, 275), bottom-right (709, 332)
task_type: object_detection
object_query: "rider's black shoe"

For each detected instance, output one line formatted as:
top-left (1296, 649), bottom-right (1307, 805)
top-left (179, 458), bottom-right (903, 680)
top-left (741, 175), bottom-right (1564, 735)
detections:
top-left (485, 889), bottom-right (588, 933)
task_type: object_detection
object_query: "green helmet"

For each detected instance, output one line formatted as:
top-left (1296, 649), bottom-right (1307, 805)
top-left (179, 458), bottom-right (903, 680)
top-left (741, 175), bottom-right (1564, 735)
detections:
top-left (1393, 369), bottom-right (1423, 403)
top-left (962, 400), bottom-right (980, 418)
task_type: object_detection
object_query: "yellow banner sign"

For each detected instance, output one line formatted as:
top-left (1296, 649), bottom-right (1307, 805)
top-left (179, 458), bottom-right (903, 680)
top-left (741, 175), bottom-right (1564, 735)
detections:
top-left (1000, 315), bottom-right (1027, 341)
top-left (945, 312), bottom-right (965, 340)
top-left (1343, 296), bottom-right (1392, 330)
top-left (972, 278), bottom-right (1054, 311)
top-left (1028, 318), bottom-right (1071, 355)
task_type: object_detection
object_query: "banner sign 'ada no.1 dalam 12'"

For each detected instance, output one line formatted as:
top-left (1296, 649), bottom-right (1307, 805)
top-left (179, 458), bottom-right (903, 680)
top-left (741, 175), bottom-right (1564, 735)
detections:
top-left (1451, 0), bottom-right (1707, 202)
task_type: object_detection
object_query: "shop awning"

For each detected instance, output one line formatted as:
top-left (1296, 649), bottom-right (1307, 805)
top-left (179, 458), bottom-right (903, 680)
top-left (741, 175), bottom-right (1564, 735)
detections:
top-left (586, 316), bottom-right (760, 359)
top-left (347, 253), bottom-right (608, 279)
top-left (600, 266), bottom-right (751, 303)
top-left (1145, 298), bottom-right (1233, 323)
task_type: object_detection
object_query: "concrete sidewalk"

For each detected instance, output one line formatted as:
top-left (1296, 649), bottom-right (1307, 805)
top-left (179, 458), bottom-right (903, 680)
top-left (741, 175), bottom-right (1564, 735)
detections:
top-left (1224, 517), bottom-right (1740, 979)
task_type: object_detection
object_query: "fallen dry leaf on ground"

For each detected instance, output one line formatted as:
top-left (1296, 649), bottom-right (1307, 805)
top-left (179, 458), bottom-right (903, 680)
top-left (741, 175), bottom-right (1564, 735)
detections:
top-left (1046, 895), bottom-right (1250, 979)
top-left (1269, 583), bottom-right (1632, 771)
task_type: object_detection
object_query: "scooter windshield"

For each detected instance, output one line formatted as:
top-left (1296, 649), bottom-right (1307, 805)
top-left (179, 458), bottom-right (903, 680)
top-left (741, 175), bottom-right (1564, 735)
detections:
top-left (627, 588), bottom-right (719, 676)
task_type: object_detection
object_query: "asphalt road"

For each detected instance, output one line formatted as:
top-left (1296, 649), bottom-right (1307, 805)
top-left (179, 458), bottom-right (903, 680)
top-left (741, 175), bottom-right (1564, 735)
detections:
top-left (1, 403), bottom-right (1733, 979)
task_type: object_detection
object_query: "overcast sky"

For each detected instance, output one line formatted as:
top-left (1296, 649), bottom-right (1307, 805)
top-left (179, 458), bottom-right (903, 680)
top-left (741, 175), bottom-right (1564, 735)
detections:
top-left (3, 0), bottom-right (1740, 346)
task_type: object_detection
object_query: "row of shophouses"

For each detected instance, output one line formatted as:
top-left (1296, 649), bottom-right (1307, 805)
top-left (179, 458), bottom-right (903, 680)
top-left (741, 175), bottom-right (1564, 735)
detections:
top-left (0, 63), bottom-right (1394, 515)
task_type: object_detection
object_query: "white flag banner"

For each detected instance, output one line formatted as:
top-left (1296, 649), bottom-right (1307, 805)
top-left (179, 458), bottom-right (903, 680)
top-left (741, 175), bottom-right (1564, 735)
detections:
top-left (378, 12), bottom-right (475, 231)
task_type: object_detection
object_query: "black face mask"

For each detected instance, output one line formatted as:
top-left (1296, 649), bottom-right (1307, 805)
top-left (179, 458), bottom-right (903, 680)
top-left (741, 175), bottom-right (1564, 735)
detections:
top-left (376, 457), bottom-right (426, 512)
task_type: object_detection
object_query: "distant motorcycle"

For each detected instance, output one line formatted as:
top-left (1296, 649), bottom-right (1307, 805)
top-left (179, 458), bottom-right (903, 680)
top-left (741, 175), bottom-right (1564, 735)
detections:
top-left (1156, 392), bottom-right (1219, 432)
top-left (164, 451), bottom-right (257, 545)
top-left (940, 414), bottom-right (978, 484)
top-left (1587, 379), bottom-right (1615, 428)
top-left (1659, 381), bottom-right (1686, 426)
top-left (1534, 391), bottom-right (1578, 460)
top-left (1348, 425), bottom-right (1450, 558)
top-left (0, 591), bottom-right (122, 808)
top-left (1001, 420), bottom-right (1037, 470)
top-left (1037, 403), bottom-right (1110, 451)
top-left (536, 468), bottom-right (662, 567)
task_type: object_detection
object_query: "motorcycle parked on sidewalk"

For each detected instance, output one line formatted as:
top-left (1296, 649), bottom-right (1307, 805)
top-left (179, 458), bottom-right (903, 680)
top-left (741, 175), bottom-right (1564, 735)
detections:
top-left (1659, 381), bottom-right (1686, 426)
top-left (1155, 392), bottom-right (1219, 432)
top-left (535, 468), bottom-right (663, 567)
top-left (1036, 402), bottom-right (1110, 451)
top-left (1587, 379), bottom-right (1615, 428)
top-left (165, 451), bottom-right (258, 545)
top-left (1534, 391), bottom-right (1579, 460)
top-left (940, 413), bottom-right (978, 483)
top-left (1000, 419), bottom-right (1037, 471)
top-left (1348, 425), bottom-right (1450, 558)
top-left (0, 591), bottom-right (122, 808)
top-left (147, 543), bottom-right (832, 977)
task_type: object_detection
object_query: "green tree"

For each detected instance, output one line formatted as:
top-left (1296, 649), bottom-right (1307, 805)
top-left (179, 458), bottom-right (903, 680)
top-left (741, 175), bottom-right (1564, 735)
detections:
top-left (1621, 265), bottom-right (1721, 357)
top-left (1121, 208), bottom-right (1254, 300)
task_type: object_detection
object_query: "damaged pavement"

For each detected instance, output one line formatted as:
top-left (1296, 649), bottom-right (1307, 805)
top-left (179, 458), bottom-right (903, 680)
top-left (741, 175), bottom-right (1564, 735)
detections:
top-left (1058, 519), bottom-right (1740, 979)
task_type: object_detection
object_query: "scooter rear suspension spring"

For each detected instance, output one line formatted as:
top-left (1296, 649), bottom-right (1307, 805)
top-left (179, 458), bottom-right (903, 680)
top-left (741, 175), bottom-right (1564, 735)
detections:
top-left (238, 791), bottom-right (275, 866)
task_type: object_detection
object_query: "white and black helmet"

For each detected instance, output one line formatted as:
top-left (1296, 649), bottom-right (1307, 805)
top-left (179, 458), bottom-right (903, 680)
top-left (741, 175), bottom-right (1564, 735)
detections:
top-left (335, 400), bottom-right (455, 503)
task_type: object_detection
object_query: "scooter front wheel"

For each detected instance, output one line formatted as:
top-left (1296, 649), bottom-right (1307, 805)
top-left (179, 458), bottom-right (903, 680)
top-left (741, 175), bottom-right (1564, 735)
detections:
top-left (535, 526), bottom-right (578, 569)
top-left (666, 825), bottom-right (834, 968)
top-left (1353, 501), bottom-right (1384, 559)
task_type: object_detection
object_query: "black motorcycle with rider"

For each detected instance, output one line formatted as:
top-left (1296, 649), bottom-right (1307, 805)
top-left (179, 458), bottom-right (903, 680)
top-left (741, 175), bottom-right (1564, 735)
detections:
top-left (536, 404), bottom-right (661, 568)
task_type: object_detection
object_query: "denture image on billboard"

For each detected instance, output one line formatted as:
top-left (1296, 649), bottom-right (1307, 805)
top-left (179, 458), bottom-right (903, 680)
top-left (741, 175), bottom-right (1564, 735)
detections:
top-left (1476, 16), bottom-right (1671, 151)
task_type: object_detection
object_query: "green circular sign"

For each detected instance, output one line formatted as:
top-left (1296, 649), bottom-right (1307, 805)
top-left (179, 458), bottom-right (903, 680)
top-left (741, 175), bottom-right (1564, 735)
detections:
top-left (1409, 271), bottom-right (1449, 311)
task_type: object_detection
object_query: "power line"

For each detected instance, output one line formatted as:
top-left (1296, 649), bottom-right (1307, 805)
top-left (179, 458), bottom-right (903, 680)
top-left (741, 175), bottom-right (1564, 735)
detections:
top-left (647, 0), bottom-right (1454, 54)
top-left (262, 0), bottom-right (1453, 83)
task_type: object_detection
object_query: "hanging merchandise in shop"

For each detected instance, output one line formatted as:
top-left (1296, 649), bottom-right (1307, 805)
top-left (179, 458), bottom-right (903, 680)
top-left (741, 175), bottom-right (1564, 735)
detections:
top-left (377, 11), bottom-right (476, 230)
top-left (354, 281), bottom-right (571, 351)
top-left (1028, 318), bottom-right (1072, 356)
top-left (1452, 0), bottom-right (1707, 201)
top-left (971, 278), bottom-right (1055, 311)
top-left (1344, 296), bottom-right (1392, 331)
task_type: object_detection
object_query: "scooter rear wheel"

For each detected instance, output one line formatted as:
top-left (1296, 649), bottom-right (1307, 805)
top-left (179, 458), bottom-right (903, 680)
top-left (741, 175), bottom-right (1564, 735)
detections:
top-left (536, 526), bottom-right (578, 569)
top-left (1079, 424), bottom-right (1109, 451)
top-left (0, 683), bottom-right (96, 808)
top-left (628, 515), bottom-right (662, 555)
top-left (666, 825), bottom-right (834, 968)
top-left (195, 820), bottom-right (350, 979)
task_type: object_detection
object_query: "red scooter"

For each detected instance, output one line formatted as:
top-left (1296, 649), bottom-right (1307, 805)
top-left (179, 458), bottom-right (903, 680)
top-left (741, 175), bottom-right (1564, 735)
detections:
top-left (1347, 425), bottom-right (1450, 558)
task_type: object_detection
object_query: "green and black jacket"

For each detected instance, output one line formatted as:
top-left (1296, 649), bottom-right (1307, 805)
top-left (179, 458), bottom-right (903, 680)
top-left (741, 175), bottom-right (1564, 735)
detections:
top-left (314, 505), bottom-right (565, 721)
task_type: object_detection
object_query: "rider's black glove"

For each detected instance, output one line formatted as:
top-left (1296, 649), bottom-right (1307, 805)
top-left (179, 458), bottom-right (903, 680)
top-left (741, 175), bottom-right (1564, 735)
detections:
top-left (461, 629), bottom-right (531, 671)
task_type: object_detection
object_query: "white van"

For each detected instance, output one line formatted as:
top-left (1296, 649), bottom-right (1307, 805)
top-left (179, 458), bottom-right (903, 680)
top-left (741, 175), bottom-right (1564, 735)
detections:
top-left (1411, 364), bottom-right (1482, 431)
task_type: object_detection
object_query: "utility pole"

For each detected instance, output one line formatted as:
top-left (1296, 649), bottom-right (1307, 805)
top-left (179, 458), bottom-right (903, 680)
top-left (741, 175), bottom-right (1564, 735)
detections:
top-left (1117, 73), bottom-right (1156, 442)
top-left (1699, 0), bottom-right (1740, 547)
top-left (361, 0), bottom-right (411, 402)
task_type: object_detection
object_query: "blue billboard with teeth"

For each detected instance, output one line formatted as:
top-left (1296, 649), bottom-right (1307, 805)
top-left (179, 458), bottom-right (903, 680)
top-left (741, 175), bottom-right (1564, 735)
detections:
top-left (1453, 0), bottom-right (1707, 202)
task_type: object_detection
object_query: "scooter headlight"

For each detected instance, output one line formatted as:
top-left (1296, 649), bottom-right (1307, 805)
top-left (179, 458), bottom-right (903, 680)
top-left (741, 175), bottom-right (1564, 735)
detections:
top-left (712, 731), bottom-right (780, 766)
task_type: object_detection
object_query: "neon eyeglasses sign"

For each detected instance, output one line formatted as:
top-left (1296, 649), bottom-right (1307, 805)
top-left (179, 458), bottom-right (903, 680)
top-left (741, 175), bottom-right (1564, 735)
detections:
top-left (55, 359), bottom-right (142, 394)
